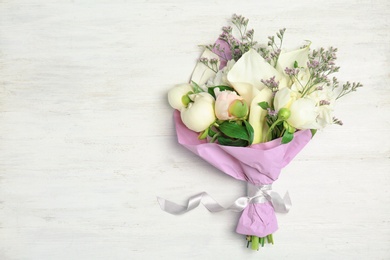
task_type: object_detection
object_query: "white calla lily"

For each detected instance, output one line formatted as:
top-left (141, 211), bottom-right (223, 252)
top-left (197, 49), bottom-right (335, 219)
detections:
top-left (249, 88), bottom-right (273, 143)
top-left (277, 47), bottom-right (310, 77)
top-left (227, 49), bottom-right (286, 104)
top-left (181, 93), bottom-right (216, 132)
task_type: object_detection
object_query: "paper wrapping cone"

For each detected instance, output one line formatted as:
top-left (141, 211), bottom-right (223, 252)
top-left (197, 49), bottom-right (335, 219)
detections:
top-left (174, 110), bottom-right (312, 236)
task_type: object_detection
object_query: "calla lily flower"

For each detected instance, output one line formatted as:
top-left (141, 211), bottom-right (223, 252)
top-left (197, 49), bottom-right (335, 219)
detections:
top-left (277, 48), bottom-right (310, 78)
top-left (249, 88), bottom-right (273, 143)
top-left (227, 49), bottom-right (285, 104)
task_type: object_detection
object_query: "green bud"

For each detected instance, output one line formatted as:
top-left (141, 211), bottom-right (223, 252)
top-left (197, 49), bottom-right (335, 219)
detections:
top-left (181, 92), bottom-right (193, 107)
top-left (278, 108), bottom-right (291, 120)
top-left (228, 99), bottom-right (249, 119)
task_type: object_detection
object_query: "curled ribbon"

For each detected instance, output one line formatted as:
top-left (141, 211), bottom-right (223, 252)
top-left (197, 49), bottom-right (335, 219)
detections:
top-left (157, 183), bottom-right (292, 215)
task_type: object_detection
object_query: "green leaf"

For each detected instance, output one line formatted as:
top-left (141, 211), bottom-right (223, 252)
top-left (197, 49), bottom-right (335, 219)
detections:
top-left (217, 136), bottom-right (248, 147)
top-left (208, 127), bottom-right (217, 138)
top-left (243, 120), bottom-right (254, 145)
top-left (310, 129), bottom-right (317, 138)
top-left (281, 131), bottom-right (294, 144)
top-left (207, 85), bottom-right (235, 98)
top-left (218, 121), bottom-right (249, 141)
top-left (293, 60), bottom-right (299, 68)
top-left (258, 101), bottom-right (270, 110)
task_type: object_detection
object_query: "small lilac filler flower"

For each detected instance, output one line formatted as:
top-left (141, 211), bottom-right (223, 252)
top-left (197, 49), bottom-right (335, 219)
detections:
top-left (261, 76), bottom-right (279, 92)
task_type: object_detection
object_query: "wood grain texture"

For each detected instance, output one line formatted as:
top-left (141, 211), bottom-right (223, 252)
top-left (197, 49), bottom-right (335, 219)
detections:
top-left (0, 1), bottom-right (389, 259)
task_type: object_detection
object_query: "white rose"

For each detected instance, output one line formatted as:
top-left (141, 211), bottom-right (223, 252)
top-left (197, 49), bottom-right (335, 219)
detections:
top-left (168, 84), bottom-right (193, 110)
top-left (273, 87), bottom-right (321, 130)
top-left (288, 98), bottom-right (318, 129)
top-left (181, 93), bottom-right (216, 132)
top-left (306, 85), bottom-right (336, 128)
top-left (316, 105), bottom-right (333, 128)
top-left (307, 85), bottom-right (335, 104)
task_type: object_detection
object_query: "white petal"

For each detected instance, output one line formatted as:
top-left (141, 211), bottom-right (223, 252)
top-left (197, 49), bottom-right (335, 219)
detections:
top-left (227, 49), bottom-right (283, 103)
top-left (316, 105), bottom-right (334, 128)
top-left (215, 91), bottom-right (241, 120)
top-left (278, 76), bottom-right (290, 89)
top-left (189, 92), bottom-right (215, 103)
top-left (190, 49), bottom-right (220, 86)
top-left (277, 46), bottom-right (309, 75)
top-left (273, 87), bottom-right (292, 111)
top-left (167, 84), bottom-right (193, 110)
top-left (249, 88), bottom-right (273, 144)
top-left (181, 99), bottom-right (215, 132)
top-left (228, 82), bottom-right (260, 105)
top-left (288, 98), bottom-right (318, 129)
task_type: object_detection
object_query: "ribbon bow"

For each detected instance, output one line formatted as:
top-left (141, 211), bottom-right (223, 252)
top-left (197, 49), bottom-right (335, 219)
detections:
top-left (157, 183), bottom-right (292, 215)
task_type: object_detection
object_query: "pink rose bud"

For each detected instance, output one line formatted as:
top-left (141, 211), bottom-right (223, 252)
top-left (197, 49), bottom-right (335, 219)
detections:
top-left (215, 91), bottom-right (248, 120)
top-left (228, 99), bottom-right (249, 119)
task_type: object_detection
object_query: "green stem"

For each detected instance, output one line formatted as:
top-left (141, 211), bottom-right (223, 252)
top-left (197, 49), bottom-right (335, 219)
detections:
top-left (294, 74), bottom-right (308, 93)
top-left (301, 81), bottom-right (319, 97)
top-left (246, 234), bottom-right (275, 250)
top-left (251, 236), bottom-right (259, 250)
top-left (268, 234), bottom-right (274, 244)
top-left (266, 118), bottom-right (283, 141)
top-left (260, 237), bottom-right (265, 247)
top-left (210, 132), bottom-right (220, 143)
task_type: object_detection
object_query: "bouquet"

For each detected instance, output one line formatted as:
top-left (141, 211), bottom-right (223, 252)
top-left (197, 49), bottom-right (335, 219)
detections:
top-left (159, 14), bottom-right (361, 251)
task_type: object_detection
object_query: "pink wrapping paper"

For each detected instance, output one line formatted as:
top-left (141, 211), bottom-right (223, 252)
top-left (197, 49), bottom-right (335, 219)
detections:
top-left (174, 110), bottom-right (312, 237)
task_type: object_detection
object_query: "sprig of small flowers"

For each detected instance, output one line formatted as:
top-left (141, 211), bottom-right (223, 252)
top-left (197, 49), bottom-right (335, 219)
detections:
top-left (206, 14), bottom-right (257, 62)
top-left (199, 57), bottom-right (219, 73)
top-left (258, 28), bottom-right (286, 67)
top-left (335, 81), bottom-right (363, 99)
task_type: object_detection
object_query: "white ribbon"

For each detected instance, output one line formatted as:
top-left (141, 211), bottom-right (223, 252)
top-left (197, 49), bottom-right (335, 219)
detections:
top-left (158, 183), bottom-right (292, 215)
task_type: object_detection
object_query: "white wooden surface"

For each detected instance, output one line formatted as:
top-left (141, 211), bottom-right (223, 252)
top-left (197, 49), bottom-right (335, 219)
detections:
top-left (0, 1), bottom-right (389, 259)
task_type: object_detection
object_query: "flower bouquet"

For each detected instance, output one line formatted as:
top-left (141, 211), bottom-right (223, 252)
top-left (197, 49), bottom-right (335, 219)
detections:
top-left (159, 14), bottom-right (361, 250)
